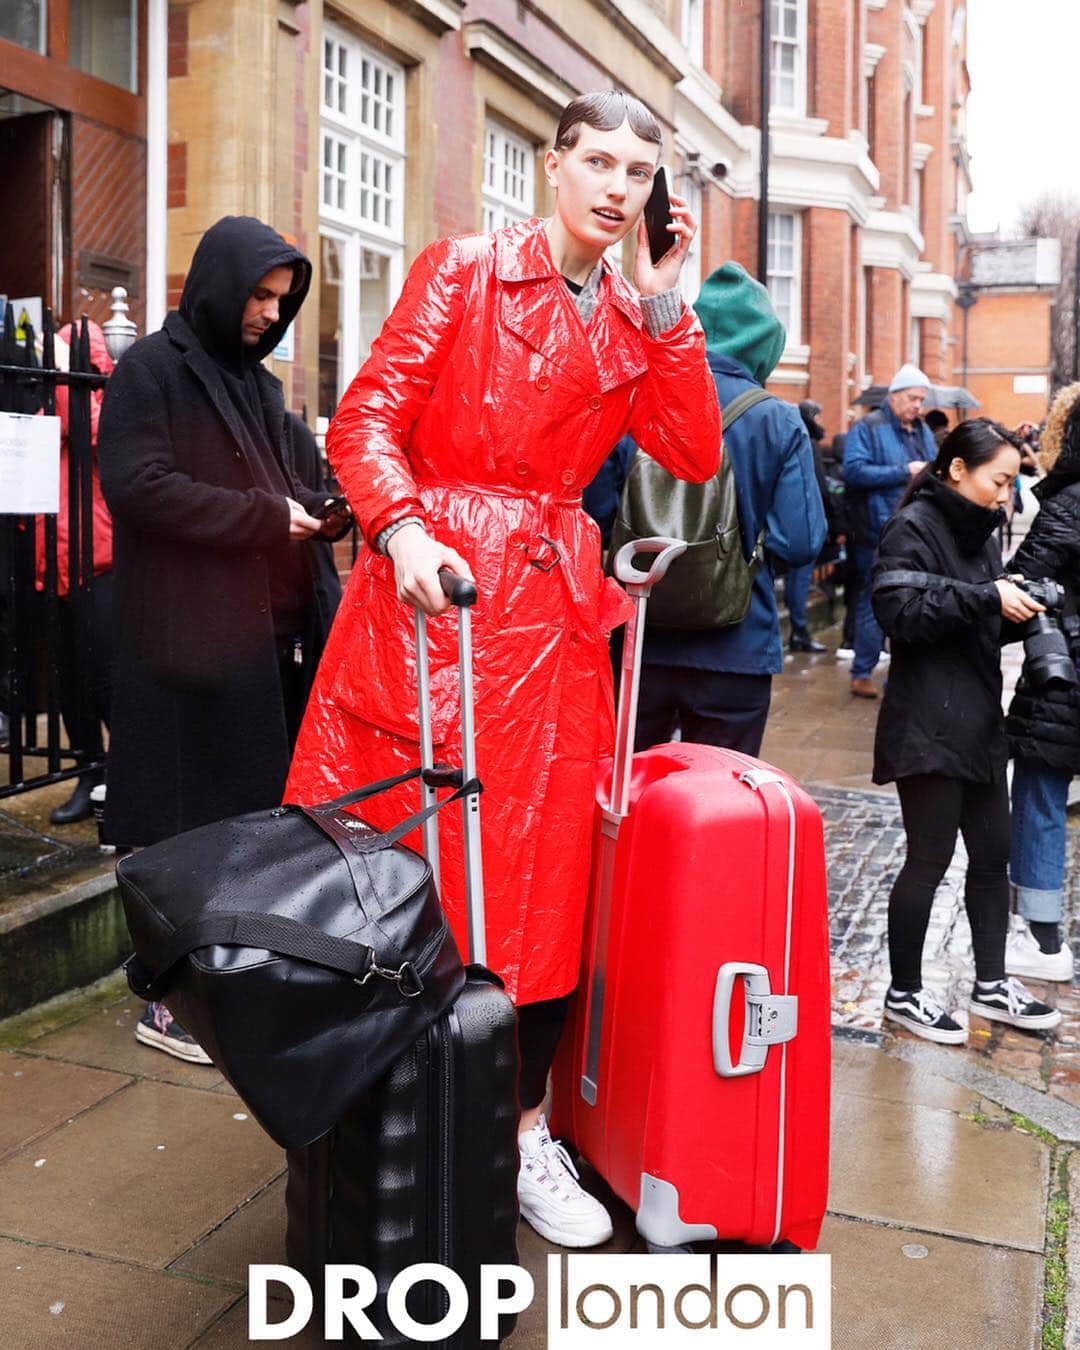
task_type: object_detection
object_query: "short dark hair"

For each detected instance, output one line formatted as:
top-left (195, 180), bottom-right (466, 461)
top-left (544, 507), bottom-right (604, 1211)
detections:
top-left (554, 90), bottom-right (662, 154)
top-left (925, 409), bottom-right (949, 430)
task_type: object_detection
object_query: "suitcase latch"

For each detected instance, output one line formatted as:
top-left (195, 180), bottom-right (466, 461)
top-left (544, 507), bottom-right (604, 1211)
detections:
top-left (713, 963), bottom-right (798, 1078)
top-left (745, 992), bottom-right (799, 1048)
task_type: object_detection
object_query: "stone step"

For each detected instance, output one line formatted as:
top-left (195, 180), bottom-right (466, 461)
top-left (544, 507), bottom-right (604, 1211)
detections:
top-left (0, 848), bottom-right (127, 1020)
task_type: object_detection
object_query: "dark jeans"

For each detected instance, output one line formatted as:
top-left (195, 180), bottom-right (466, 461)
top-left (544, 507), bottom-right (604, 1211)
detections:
top-left (851, 544), bottom-right (883, 678)
top-left (516, 994), bottom-right (571, 1110)
top-left (636, 665), bottom-right (772, 757)
top-left (889, 774), bottom-right (1011, 990)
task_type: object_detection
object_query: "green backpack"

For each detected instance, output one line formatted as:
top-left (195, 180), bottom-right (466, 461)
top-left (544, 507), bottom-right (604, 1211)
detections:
top-left (608, 387), bottom-right (772, 630)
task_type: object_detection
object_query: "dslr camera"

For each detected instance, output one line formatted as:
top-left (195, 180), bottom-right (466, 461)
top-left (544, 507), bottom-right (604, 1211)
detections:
top-left (1015, 578), bottom-right (1077, 688)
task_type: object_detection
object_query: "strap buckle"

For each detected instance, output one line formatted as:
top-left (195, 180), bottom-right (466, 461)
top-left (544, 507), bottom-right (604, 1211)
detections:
top-left (356, 955), bottom-right (425, 999)
top-left (528, 534), bottom-right (563, 572)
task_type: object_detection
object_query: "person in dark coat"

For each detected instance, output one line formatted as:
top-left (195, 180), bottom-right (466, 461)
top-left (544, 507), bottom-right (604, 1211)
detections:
top-left (784, 397), bottom-right (831, 652)
top-left (843, 364), bottom-right (936, 697)
top-left (1003, 383), bottom-right (1080, 985)
top-left (872, 418), bottom-right (1062, 1043)
top-left (285, 410), bottom-right (344, 630)
top-left (588, 262), bottom-right (825, 756)
top-left (99, 216), bottom-right (349, 1061)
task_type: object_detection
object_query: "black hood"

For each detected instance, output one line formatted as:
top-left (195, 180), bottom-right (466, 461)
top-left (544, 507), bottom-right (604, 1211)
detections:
top-left (178, 216), bottom-right (311, 369)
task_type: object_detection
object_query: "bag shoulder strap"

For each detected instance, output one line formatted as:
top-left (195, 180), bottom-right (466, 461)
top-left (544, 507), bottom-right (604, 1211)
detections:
top-left (721, 386), bottom-right (773, 430)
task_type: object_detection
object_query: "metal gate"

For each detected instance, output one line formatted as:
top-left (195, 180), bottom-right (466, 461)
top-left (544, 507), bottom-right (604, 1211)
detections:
top-left (1, 304), bottom-right (107, 798)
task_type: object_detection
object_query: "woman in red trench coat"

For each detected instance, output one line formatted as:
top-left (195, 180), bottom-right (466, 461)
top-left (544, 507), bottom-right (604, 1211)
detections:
top-left (285, 91), bottom-right (720, 1246)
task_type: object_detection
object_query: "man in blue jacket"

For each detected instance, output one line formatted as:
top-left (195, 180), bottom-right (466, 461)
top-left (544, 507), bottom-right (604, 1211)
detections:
top-left (842, 364), bottom-right (935, 697)
top-left (588, 262), bottom-right (826, 755)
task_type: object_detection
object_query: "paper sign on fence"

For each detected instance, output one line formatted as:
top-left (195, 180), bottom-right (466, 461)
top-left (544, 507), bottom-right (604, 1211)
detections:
top-left (0, 411), bottom-right (61, 514)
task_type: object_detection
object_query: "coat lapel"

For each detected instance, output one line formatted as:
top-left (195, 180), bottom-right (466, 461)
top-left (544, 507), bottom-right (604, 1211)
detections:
top-left (592, 277), bottom-right (648, 393)
top-left (496, 222), bottom-right (598, 392)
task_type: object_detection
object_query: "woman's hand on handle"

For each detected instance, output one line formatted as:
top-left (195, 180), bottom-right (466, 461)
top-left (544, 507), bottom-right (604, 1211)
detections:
top-left (386, 523), bottom-right (474, 616)
top-left (995, 578), bottom-right (1045, 623)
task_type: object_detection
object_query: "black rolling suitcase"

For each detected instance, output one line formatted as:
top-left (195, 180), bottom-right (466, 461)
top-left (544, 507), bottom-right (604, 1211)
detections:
top-left (285, 575), bottom-right (521, 1347)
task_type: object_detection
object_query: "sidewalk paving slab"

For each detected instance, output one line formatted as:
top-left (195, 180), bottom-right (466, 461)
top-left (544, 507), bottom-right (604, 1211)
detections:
top-left (0, 1051), bottom-right (129, 1158)
top-left (1, 1237), bottom-right (237, 1350)
top-left (0, 1078), bottom-right (282, 1267)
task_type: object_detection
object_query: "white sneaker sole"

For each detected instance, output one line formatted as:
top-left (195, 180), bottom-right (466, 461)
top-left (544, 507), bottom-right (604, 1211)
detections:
top-left (518, 1203), bottom-right (614, 1249)
top-left (883, 1005), bottom-right (967, 1044)
top-left (1004, 949), bottom-right (1074, 984)
top-left (966, 1000), bottom-right (1062, 1031)
top-left (135, 1022), bottom-right (213, 1064)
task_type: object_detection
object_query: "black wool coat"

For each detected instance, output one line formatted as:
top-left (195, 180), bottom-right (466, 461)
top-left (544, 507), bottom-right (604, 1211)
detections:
top-left (99, 219), bottom-right (338, 846)
top-left (871, 473), bottom-right (1012, 785)
top-left (1006, 478), bottom-right (1080, 772)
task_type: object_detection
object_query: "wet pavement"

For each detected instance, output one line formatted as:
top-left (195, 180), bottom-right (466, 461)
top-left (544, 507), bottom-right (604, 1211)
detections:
top-left (1, 613), bottom-right (1077, 1347)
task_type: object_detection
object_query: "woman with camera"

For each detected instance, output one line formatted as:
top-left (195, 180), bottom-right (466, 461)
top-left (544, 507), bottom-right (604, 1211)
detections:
top-left (871, 419), bottom-right (1063, 1042)
top-left (1004, 385), bottom-right (1080, 985)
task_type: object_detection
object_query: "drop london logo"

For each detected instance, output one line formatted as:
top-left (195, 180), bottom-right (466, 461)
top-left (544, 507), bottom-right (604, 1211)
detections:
top-left (247, 1252), bottom-right (830, 1345)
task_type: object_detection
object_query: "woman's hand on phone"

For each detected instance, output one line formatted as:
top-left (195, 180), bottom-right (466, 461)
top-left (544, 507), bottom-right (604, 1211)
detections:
top-left (634, 192), bottom-right (697, 297)
top-left (995, 578), bottom-right (1045, 622)
top-left (386, 523), bottom-right (474, 616)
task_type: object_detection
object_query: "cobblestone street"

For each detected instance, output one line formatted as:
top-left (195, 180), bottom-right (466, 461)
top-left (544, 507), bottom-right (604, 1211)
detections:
top-left (766, 623), bottom-right (1080, 1113)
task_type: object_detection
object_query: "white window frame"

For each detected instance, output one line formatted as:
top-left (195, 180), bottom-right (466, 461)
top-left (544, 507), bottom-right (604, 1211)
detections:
top-left (766, 210), bottom-right (802, 347)
top-left (909, 314), bottom-right (921, 366)
top-left (770, 0), bottom-right (808, 116)
top-left (317, 22), bottom-right (407, 422)
top-left (679, 176), bottom-right (703, 305)
top-left (319, 24), bottom-right (405, 245)
top-left (481, 119), bottom-right (536, 233)
top-left (682, 0), bottom-right (705, 67)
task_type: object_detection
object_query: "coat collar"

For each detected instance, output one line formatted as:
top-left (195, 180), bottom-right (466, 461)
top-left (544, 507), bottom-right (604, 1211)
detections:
top-left (164, 311), bottom-right (285, 479)
top-left (493, 218), bottom-right (646, 393)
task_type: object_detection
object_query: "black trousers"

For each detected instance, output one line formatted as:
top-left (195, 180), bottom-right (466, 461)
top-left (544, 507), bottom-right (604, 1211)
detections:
top-left (57, 572), bottom-right (114, 768)
top-left (635, 665), bottom-right (772, 757)
top-left (889, 774), bottom-right (1011, 990)
top-left (516, 994), bottom-right (571, 1111)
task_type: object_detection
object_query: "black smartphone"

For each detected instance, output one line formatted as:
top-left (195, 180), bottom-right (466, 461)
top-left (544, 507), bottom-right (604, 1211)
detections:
top-left (314, 495), bottom-right (349, 520)
top-left (643, 167), bottom-right (674, 265)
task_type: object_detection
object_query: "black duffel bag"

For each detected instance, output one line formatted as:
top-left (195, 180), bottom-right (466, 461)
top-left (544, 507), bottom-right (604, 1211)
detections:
top-left (118, 765), bottom-right (475, 1149)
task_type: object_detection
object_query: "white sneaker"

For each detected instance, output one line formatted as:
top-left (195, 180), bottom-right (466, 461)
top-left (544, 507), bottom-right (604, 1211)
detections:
top-left (1004, 925), bottom-right (1074, 984)
top-left (835, 647), bottom-right (855, 663)
top-left (517, 1116), bottom-right (613, 1248)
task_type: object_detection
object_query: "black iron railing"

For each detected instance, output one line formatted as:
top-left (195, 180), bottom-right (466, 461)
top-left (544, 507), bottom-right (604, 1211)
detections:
top-left (1, 305), bottom-right (108, 797)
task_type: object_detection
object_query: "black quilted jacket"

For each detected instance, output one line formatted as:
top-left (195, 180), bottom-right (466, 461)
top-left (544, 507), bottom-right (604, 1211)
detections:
top-left (1006, 478), bottom-right (1080, 772)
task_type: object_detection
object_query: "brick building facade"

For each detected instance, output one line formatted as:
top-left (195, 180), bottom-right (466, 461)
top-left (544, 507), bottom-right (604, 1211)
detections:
top-left (2, 1), bottom-right (1056, 436)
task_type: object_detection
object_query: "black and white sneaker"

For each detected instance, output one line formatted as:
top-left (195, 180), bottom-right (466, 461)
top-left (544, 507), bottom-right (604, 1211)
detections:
top-left (968, 977), bottom-right (1062, 1032)
top-left (883, 987), bottom-right (967, 1044)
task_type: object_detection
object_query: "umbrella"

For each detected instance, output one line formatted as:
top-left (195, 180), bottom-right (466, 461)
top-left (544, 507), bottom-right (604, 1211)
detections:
top-left (853, 384), bottom-right (980, 411)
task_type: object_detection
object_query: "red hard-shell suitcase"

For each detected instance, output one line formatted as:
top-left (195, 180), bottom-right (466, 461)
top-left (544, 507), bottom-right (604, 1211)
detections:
top-left (551, 540), bottom-right (831, 1252)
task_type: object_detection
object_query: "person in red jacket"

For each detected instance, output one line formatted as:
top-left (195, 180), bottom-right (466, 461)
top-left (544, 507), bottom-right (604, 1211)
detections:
top-left (35, 320), bottom-right (115, 824)
top-left (285, 90), bottom-right (721, 1247)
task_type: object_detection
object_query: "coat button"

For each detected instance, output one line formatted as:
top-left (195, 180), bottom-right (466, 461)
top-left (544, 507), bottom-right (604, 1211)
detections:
top-left (258, 602), bottom-right (268, 614)
top-left (560, 469), bottom-right (575, 487)
top-left (536, 374), bottom-right (551, 392)
top-left (515, 461), bottom-right (529, 477)
top-left (588, 395), bottom-right (602, 411)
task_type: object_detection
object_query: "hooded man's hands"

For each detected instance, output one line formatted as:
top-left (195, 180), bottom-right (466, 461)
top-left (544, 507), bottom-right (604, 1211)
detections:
top-left (287, 497), bottom-right (323, 538)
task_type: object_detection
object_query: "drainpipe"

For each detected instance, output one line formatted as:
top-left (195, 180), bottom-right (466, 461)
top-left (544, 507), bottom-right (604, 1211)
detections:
top-left (145, 0), bottom-right (168, 333)
top-left (758, 0), bottom-right (770, 283)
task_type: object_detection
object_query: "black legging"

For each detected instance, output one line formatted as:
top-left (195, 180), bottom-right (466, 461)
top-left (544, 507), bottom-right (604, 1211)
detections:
top-left (516, 994), bottom-right (571, 1110)
top-left (889, 774), bottom-right (1010, 990)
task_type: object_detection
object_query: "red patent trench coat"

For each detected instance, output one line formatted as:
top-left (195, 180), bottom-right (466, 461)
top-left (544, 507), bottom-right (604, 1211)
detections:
top-left (285, 217), bottom-right (720, 1004)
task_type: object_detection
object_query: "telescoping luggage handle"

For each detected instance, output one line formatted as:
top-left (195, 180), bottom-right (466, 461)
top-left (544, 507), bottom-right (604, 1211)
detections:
top-left (415, 569), bottom-right (487, 965)
top-left (581, 537), bottom-right (686, 1107)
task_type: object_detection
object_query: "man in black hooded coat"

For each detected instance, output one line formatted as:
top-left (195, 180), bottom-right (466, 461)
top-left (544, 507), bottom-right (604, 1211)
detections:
top-left (98, 218), bottom-right (347, 1055)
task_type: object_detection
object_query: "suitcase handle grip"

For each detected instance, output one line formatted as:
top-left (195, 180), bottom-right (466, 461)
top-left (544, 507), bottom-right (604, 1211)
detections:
top-left (611, 537), bottom-right (687, 593)
top-left (439, 567), bottom-right (477, 608)
top-left (713, 962), bottom-right (799, 1078)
